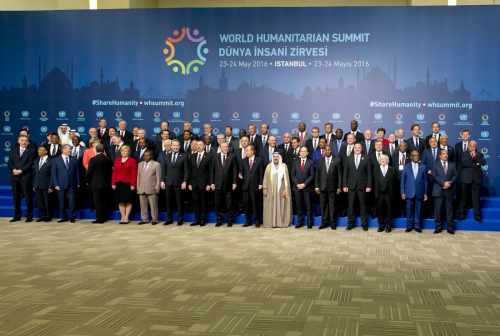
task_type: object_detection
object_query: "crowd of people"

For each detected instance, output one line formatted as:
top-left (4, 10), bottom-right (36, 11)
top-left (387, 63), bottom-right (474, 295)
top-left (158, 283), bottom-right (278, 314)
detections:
top-left (8, 118), bottom-right (486, 234)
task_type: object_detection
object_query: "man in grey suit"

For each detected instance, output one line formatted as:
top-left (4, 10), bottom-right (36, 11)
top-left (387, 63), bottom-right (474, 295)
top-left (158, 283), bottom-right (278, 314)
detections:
top-left (136, 150), bottom-right (161, 225)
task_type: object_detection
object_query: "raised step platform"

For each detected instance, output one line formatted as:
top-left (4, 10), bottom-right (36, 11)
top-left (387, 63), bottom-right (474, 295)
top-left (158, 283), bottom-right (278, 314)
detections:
top-left (0, 186), bottom-right (497, 231)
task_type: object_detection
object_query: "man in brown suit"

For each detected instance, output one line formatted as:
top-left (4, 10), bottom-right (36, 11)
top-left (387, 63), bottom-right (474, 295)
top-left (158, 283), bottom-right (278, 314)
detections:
top-left (137, 150), bottom-right (161, 225)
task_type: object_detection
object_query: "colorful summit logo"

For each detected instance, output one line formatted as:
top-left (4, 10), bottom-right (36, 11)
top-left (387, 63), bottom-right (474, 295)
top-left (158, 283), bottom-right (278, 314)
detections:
top-left (162, 27), bottom-right (209, 76)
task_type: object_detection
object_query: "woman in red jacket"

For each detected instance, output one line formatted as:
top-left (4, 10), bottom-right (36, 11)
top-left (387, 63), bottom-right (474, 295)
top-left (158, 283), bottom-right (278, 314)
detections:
top-left (111, 145), bottom-right (138, 224)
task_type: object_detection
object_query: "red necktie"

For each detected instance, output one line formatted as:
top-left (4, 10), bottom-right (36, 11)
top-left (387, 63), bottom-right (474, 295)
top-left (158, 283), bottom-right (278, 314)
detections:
top-left (300, 160), bottom-right (305, 172)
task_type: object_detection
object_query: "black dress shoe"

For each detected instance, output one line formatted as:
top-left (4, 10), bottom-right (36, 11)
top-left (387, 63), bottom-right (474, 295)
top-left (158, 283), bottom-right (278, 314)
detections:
top-left (415, 228), bottom-right (422, 233)
top-left (362, 226), bottom-right (369, 231)
top-left (190, 222), bottom-right (199, 226)
top-left (163, 220), bottom-right (173, 225)
top-left (152, 221), bottom-right (158, 225)
top-left (447, 229), bottom-right (455, 235)
top-left (9, 217), bottom-right (21, 223)
top-left (200, 220), bottom-right (206, 226)
top-left (138, 221), bottom-right (147, 225)
top-left (405, 228), bottom-right (413, 232)
top-left (243, 223), bottom-right (253, 227)
top-left (36, 218), bottom-right (44, 222)
top-left (227, 223), bottom-right (233, 227)
top-left (215, 222), bottom-right (223, 227)
top-left (119, 221), bottom-right (127, 224)
top-left (92, 220), bottom-right (103, 224)
top-left (319, 225), bottom-right (328, 230)
top-left (58, 218), bottom-right (68, 223)
top-left (44, 218), bottom-right (52, 222)
top-left (385, 226), bottom-right (392, 233)
top-left (330, 225), bottom-right (337, 230)
top-left (70, 218), bottom-right (76, 223)
top-left (346, 224), bottom-right (355, 231)
top-left (295, 224), bottom-right (304, 229)
top-left (307, 225), bottom-right (313, 229)
top-left (25, 217), bottom-right (33, 223)
top-left (177, 219), bottom-right (184, 225)
top-left (434, 228), bottom-right (442, 234)
top-left (377, 227), bottom-right (385, 232)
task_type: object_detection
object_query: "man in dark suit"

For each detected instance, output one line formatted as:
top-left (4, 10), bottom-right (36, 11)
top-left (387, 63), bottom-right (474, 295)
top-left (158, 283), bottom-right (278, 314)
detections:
top-left (179, 130), bottom-right (194, 154)
top-left (332, 128), bottom-right (344, 157)
top-left (321, 122), bottom-right (335, 149)
top-left (51, 145), bottom-right (80, 222)
top-left (188, 140), bottom-right (211, 226)
top-left (362, 129), bottom-right (375, 156)
top-left (161, 139), bottom-right (188, 225)
top-left (291, 146), bottom-right (315, 228)
top-left (373, 154), bottom-right (396, 232)
top-left (8, 134), bottom-right (36, 222)
top-left (97, 118), bottom-right (108, 140)
top-left (455, 129), bottom-right (471, 168)
top-left (87, 144), bottom-right (113, 223)
top-left (421, 137), bottom-right (440, 216)
top-left (241, 145), bottom-right (264, 227)
top-left (247, 123), bottom-right (262, 156)
top-left (117, 120), bottom-right (134, 145)
top-left (338, 133), bottom-right (356, 165)
top-left (458, 141), bottom-right (486, 221)
top-left (45, 132), bottom-right (61, 158)
top-left (342, 143), bottom-right (372, 230)
top-left (400, 150), bottom-right (428, 232)
top-left (343, 120), bottom-right (364, 143)
top-left (406, 123), bottom-right (425, 154)
top-left (314, 146), bottom-right (341, 229)
top-left (438, 134), bottom-right (455, 162)
top-left (33, 146), bottom-right (52, 222)
top-left (224, 125), bottom-right (239, 153)
top-left (210, 142), bottom-right (238, 226)
top-left (260, 135), bottom-right (280, 166)
top-left (305, 127), bottom-right (321, 158)
top-left (278, 133), bottom-right (294, 166)
top-left (425, 122), bottom-right (441, 148)
top-left (432, 150), bottom-right (457, 234)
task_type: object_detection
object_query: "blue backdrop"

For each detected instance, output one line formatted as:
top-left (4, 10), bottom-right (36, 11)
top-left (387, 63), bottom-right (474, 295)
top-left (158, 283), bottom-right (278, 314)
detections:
top-left (0, 6), bottom-right (498, 194)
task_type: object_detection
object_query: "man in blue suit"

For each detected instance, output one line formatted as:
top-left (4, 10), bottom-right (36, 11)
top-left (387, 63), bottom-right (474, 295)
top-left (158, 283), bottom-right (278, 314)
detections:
top-left (401, 150), bottom-right (428, 232)
top-left (33, 146), bottom-right (52, 222)
top-left (51, 145), bottom-right (80, 222)
top-left (432, 150), bottom-right (457, 234)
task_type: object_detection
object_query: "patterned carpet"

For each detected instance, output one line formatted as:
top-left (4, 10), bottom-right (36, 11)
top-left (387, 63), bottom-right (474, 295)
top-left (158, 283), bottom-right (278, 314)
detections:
top-left (1, 220), bottom-right (500, 336)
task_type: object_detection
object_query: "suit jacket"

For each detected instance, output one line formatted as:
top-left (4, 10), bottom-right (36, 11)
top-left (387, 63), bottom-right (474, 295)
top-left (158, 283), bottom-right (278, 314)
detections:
top-left (51, 156), bottom-right (80, 190)
top-left (361, 140), bottom-right (375, 156)
top-left (338, 143), bottom-right (355, 165)
top-left (406, 136), bottom-right (425, 153)
top-left (33, 156), bottom-right (52, 189)
top-left (305, 137), bottom-right (321, 158)
top-left (425, 133), bottom-right (441, 148)
top-left (45, 143), bottom-right (61, 158)
top-left (162, 152), bottom-right (188, 187)
top-left (369, 150), bottom-right (391, 169)
top-left (460, 151), bottom-right (486, 184)
top-left (189, 152), bottom-right (211, 188)
top-left (180, 139), bottom-right (193, 154)
top-left (331, 139), bottom-right (344, 157)
top-left (438, 146), bottom-right (455, 162)
top-left (432, 160), bottom-right (457, 197)
top-left (320, 133), bottom-right (335, 150)
top-left (248, 134), bottom-right (262, 155)
top-left (393, 151), bottom-right (409, 173)
top-left (421, 147), bottom-right (440, 174)
top-left (342, 155), bottom-right (372, 191)
top-left (278, 143), bottom-right (294, 165)
top-left (400, 162), bottom-right (427, 199)
top-left (455, 141), bottom-right (470, 167)
top-left (241, 156), bottom-right (264, 191)
top-left (210, 153), bottom-right (237, 191)
top-left (137, 160), bottom-right (161, 195)
top-left (315, 156), bottom-right (341, 192)
top-left (374, 165), bottom-right (396, 198)
top-left (260, 145), bottom-right (280, 166)
top-left (225, 136), bottom-right (239, 153)
top-left (291, 158), bottom-right (315, 191)
top-left (118, 129), bottom-right (134, 145)
top-left (312, 148), bottom-right (326, 163)
top-left (384, 143), bottom-right (398, 158)
top-left (8, 145), bottom-right (37, 180)
top-left (343, 131), bottom-right (364, 144)
top-left (86, 153), bottom-right (112, 190)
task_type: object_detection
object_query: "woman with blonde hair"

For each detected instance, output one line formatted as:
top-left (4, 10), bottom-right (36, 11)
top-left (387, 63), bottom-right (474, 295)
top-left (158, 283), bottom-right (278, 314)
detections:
top-left (111, 145), bottom-right (138, 224)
